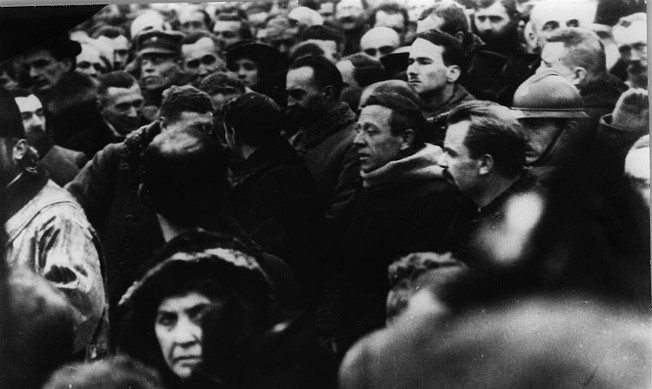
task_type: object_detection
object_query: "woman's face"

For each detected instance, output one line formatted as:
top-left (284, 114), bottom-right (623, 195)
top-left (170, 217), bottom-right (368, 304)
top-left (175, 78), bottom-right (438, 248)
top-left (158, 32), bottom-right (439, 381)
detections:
top-left (229, 58), bottom-right (259, 88)
top-left (155, 291), bottom-right (212, 379)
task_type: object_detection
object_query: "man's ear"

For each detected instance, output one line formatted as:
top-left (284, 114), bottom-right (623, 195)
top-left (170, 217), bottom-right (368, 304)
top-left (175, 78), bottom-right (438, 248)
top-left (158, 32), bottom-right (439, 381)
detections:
top-left (159, 116), bottom-right (168, 131)
top-left (478, 154), bottom-right (494, 175)
top-left (322, 85), bottom-right (337, 101)
top-left (446, 65), bottom-right (461, 83)
top-left (13, 139), bottom-right (29, 162)
top-left (572, 67), bottom-right (587, 86)
top-left (454, 31), bottom-right (465, 43)
top-left (400, 129), bottom-right (416, 150)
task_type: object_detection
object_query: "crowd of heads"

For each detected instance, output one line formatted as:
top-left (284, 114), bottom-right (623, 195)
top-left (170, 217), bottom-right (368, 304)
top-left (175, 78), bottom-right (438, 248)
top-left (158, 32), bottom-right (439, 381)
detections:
top-left (0, 1), bottom-right (649, 389)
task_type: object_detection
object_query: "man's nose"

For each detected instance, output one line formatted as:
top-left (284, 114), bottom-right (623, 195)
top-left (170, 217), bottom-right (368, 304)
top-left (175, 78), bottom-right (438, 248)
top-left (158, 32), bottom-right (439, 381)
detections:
top-left (33, 113), bottom-right (45, 128)
top-left (438, 153), bottom-right (449, 168)
top-left (353, 130), bottom-right (365, 145)
top-left (172, 319), bottom-right (199, 346)
top-left (141, 60), bottom-right (154, 72)
top-left (28, 66), bottom-right (40, 78)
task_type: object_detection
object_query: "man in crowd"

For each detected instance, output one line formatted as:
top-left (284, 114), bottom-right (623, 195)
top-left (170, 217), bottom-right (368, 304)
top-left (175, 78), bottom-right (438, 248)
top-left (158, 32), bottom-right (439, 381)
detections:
top-left (332, 91), bottom-right (459, 351)
top-left (259, 15), bottom-right (300, 59)
top-left (178, 5), bottom-right (212, 35)
top-left (135, 29), bottom-right (187, 122)
top-left (407, 29), bottom-right (474, 145)
top-left (611, 12), bottom-right (647, 89)
top-left (360, 27), bottom-right (400, 61)
top-left (337, 53), bottom-right (387, 111)
top-left (439, 100), bottom-right (535, 264)
top-left (0, 87), bottom-right (106, 357)
top-left (511, 70), bottom-right (590, 183)
top-left (92, 26), bottom-right (131, 71)
top-left (75, 43), bottom-right (104, 80)
top-left (285, 55), bottom-right (360, 212)
top-left (12, 89), bottom-right (87, 186)
top-left (97, 71), bottom-right (144, 140)
top-left (527, 0), bottom-right (598, 53)
top-left (369, 3), bottom-right (409, 45)
top-left (66, 85), bottom-right (214, 331)
top-left (538, 27), bottom-right (627, 122)
top-left (212, 14), bottom-right (252, 52)
top-left (181, 31), bottom-right (226, 86)
top-left (335, 0), bottom-right (367, 56)
top-left (302, 25), bottom-right (345, 64)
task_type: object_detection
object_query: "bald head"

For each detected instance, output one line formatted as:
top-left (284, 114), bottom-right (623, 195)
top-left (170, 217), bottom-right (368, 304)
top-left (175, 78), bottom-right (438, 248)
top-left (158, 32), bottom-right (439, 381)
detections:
top-left (361, 27), bottom-right (400, 60)
top-left (529, 0), bottom-right (598, 50)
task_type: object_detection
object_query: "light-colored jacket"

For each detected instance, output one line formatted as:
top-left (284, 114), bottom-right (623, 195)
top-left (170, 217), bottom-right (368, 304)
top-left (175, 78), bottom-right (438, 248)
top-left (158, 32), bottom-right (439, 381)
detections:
top-left (3, 178), bottom-right (107, 356)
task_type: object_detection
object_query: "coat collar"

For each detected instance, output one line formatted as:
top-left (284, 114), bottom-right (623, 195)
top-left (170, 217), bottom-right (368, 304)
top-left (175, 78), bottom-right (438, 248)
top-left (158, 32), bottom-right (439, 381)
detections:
top-left (292, 103), bottom-right (357, 149)
top-left (360, 144), bottom-right (446, 189)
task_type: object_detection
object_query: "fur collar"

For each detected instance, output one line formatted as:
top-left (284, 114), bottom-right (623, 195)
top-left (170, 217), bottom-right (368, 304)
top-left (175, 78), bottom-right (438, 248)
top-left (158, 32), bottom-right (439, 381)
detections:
top-left (39, 71), bottom-right (98, 116)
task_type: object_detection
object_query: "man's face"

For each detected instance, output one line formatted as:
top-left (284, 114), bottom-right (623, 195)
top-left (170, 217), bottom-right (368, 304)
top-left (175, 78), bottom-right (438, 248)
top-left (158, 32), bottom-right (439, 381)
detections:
top-left (76, 44), bottom-right (104, 79)
top-left (538, 42), bottom-right (578, 85)
top-left (100, 83), bottom-right (144, 135)
top-left (319, 2), bottom-right (335, 24)
top-left (407, 38), bottom-right (451, 97)
top-left (361, 28), bottom-right (400, 60)
top-left (519, 118), bottom-right (563, 164)
top-left (140, 53), bottom-right (180, 91)
top-left (182, 38), bottom-right (224, 83)
top-left (440, 120), bottom-right (482, 196)
top-left (180, 11), bottom-right (209, 35)
top-left (336, 0), bottom-right (365, 31)
top-left (374, 11), bottom-right (406, 40)
top-left (162, 110), bottom-right (214, 134)
top-left (614, 19), bottom-right (647, 89)
top-left (213, 21), bottom-right (242, 51)
top-left (20, 49), bottom-right (71, 93)
top-left (155, 292), bottom-right (211, 379)
top-left (474, 2), bottom-right (513, 44)
top-left (285, 66), bottom-right (330, 127)
top-left (306, 39), bottom-right (340, 63)
top-left (354, 104), bottom-right (405, 173)
top-left (15, 94), bottom-right (46, 145)
top-left (530, 1), bottom-right (597, 49)
top-left (97, 35), bottom-right (130, 70)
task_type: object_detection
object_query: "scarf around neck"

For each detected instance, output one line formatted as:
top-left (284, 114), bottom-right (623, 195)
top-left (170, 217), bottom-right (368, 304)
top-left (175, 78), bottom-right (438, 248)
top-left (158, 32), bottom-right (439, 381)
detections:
top-left (361, 143), bottom-right (445, 188)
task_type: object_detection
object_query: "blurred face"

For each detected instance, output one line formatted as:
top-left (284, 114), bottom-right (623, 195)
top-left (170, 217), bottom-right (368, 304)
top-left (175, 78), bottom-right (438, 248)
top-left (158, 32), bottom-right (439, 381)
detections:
top-left (213, 21), bottom-right (242, 50)
top-left (228, 58), bottom-right (259, 88)
top-left (140, 53), bottom-right (180, 91)
top-left (183, 38), bottom-right (224, 83)
top-left (336, 0), bottom-right (364, 31)
top-left (614, 19), bottom-right (647, 89)
top-left (97, 35), bottom-right (130, 70)
top-left (361, 28), bottom-right (400, 60)
top-left (407, 38), bottom-right (451, 97)
top-left (306, 40), bottom-right (340, 63)
top-left (319, 2), bottom-right (335, 23)
top-left (76, 44), bottom-right (104, 79)
top-left (100, 83), bottom-right (143, 135)
top-left (337, 60), bottom-right (358, 88)
top-left (440, 120), bottom-right (482, 197)
top-left (20, 49), bottom-right (71, 93)
top-left (161, 111), bottom-right (214, 134)
top-left (374, 10), bottom-right (406, 39)
top-left (354, 104), bottom-right (406, 173)
top-left (155, 292), bottom-right (211, 379)
top-left (211, 91), bottom-right (241, 111)
top-left (519, 118), bottom-right (563, 164)
top-left (538, 42), bottom-right (578, 85)
top-left (15, 94), bottom-right (46, 145)
top-left (474, 2), bottom-right (512, 41)
top-left (180, 11), bottom-right (209, 35)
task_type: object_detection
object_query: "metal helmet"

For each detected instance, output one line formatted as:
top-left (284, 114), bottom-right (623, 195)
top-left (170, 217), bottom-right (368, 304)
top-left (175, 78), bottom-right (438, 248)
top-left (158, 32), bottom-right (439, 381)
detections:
top-left (511, 69), bottom-right (589, 120)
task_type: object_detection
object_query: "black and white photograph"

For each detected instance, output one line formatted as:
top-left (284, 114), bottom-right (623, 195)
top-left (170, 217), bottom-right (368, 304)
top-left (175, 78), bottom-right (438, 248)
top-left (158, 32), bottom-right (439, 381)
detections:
top-left (0, 0), bottom-right (649, 388)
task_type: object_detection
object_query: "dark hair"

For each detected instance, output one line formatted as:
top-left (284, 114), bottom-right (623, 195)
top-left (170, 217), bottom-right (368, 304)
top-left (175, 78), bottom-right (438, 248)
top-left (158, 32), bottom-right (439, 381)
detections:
top-left (345, 53), bottom-right (387, 87)
top-left (222, 92), bottom-right (283, 146)
top-left (215, 14), bottom-right (253, 40)
top-left (473, 0), bottom-right (520, 20)
top-left (447, 100), bottom-right (526, 178)
top-left (546, 27), bottom-right (607, 77)
top-left (199, 71), bottom-right (245, 96)
top-left (419, 2), bottom-right (469, 36)
top-left (159, 85), bottom-right (214, 122)
top-left (181, 7), bottom-right (213, 30)
top-left (289, 42), bottom-right (326, 62)
top-left (97, 71), bottom-right (137, 105)
top-left (415, 29), bottom-right (465, 68)
top-left (91, 25), bottom-right (127, 39)
top-left (301, 24), bottom-right (344, 47)
top-left (181, 30), bottom-right (220, 48)
top-left (289, 55), bottom-right (344, 97)
top-left (370, 3), bottom-right (409, 29)
top-left (8, 87), bottom-right (32, 98)
top-left (362, 92), bottom-right (428, 147)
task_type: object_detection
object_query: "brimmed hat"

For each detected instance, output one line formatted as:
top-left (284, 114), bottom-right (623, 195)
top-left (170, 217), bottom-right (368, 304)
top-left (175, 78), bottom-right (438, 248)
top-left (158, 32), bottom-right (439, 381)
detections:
top-left (226, 40), bottom-right (286, 72)
top-left (0, 86), bottom-right (25, 139)
top-left (511, 69), bottom-right (590, 120)
top-left (136, 29), bottom-right (185, 56)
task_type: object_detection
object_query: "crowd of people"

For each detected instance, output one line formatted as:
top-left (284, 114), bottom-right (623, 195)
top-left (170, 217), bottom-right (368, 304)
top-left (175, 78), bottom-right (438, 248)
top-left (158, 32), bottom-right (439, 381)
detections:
top-left (0, 0), bottom-right (649, 388)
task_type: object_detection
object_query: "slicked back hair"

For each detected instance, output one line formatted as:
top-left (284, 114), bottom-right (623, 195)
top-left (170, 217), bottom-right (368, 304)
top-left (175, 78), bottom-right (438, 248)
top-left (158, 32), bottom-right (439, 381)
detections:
top-left (289, 55), bottom-right (344, 98)
top-left (362, 92), bottom-right (428, 147)
top-left (448, 100), bottom-right (526, 178)
top-left (415, 29), bottom-right (464, 68)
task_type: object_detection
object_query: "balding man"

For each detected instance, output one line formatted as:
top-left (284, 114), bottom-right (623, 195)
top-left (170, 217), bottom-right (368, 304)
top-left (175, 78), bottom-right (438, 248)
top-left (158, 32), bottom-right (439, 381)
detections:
top-left (360, 27), bottom-right (400, 61)
top-left (527, 0), bottom-right (598, 53)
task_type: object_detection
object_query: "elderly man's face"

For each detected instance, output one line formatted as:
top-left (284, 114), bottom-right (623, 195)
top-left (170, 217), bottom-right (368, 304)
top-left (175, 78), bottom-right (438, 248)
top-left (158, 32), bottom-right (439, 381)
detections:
top-left (19, 49), bottom-right (72, 93)
top-left (15, 94), bottom-right (46, 145)
top-left (530, 1), bottom-right (597, 49)
top-left (182, 38), bottom-right (224, 83)
top-left (613, 18), bottom-right (647, 89)
top-left (155, 292), bottom-right (212, 379)
top-left (361, 27), bottom-right (400, 60)
top-left (354, 104), bottom-right (407, 173)
top-left (140, 53), bottom-right (180, 91)
top-left (336, 0), bottom-right (365, 31)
